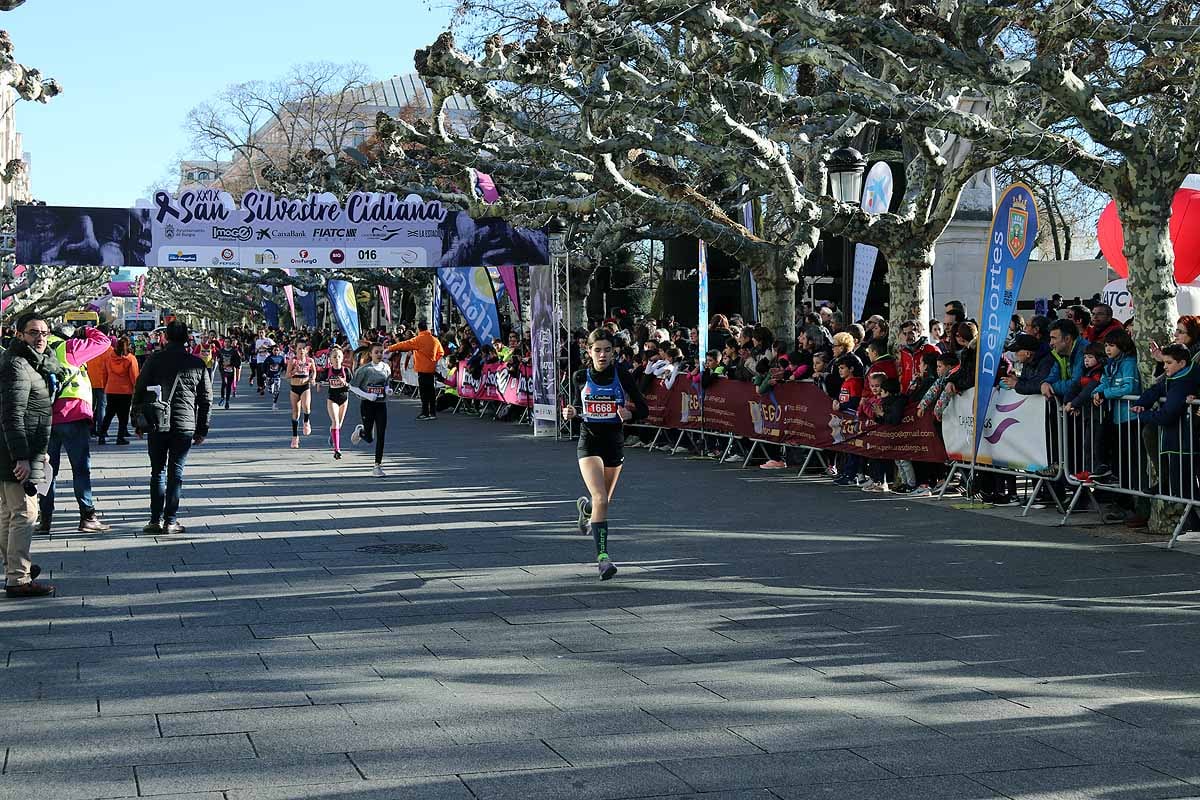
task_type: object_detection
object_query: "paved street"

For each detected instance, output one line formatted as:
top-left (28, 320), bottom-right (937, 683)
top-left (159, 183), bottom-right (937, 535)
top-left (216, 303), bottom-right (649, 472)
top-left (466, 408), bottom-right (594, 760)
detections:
top-left (11, 386), bottom-right (1200, 800)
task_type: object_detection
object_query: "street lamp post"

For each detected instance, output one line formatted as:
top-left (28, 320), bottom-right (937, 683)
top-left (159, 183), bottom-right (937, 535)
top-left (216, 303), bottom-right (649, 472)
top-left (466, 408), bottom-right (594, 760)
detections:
top-left (827, 147), bottom-right (866, 321)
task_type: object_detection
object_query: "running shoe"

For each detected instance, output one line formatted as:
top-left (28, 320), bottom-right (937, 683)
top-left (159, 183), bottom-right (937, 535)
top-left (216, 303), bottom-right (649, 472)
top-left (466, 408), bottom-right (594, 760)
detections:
top-left (304, 421), bottom-right (312, 436)
top-left (824, 465), bottom-right (839, 477)
top-left (598, 556), bottom-right (617, 581)
top-left (224, 401), bottom-right (230, 410)
top-left (832, 475), bottom-right (856, 486)
top-left (272, 402), bottom-right (278, 411)
top-left (372, 465), bottom-right (386, 478)
top-left (623, 435), bottom-right (640, 447)
top-left (290, 436), bottom-right (300, 449)
top-left (908, 486), bottom-right (933, 498)
top-left (334, 451), bottom-right (342, 460)
top-left (759, 460), bottom-right (788, 470)
top-left (351, 424), bottom-right (363, 445)
top-left (576, 496), bottom-right (592, 534)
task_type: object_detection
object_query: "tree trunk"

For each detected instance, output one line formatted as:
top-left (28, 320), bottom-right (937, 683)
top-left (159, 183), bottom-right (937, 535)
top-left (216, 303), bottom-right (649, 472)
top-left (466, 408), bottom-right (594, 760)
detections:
top-left (885, 252), bottom-right (933, 346)
top-left (1122, 195), bottom-right (1178, 385)
top-left (754, 252), bottom-right (802, 342)
top-left (1121, 192), bottom-right (1180, 535)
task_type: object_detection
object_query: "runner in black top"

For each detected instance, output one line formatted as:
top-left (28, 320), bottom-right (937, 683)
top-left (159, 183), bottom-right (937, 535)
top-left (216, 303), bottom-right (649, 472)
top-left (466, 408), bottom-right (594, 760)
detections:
top-left (217, 341), bottom-right (242, 409)
top-left (323, 346), bottom-right (351, 460)
top-left (562, 328), bottom-right (648, 580)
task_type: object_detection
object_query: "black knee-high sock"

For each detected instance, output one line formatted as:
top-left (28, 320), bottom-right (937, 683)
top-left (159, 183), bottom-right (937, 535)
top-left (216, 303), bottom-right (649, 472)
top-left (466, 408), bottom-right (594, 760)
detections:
top-left (291, 418), bottom-right (299, 436)
top-left (303, 412), bottom-right (311, 424)
top-left (591, 521), bottom-right (609, 559)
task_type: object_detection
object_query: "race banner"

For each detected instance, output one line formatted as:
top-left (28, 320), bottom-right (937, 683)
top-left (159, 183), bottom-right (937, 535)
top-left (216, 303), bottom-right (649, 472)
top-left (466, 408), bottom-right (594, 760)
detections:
top-left (454, 362), bottom-right (534, 407)
top-left (851, 162), bottom-right (894, 322)
top-left (637, 377), bottom-right (948, 462)
top-left (439, 266), bottom-right (502, 346)
top-left (378, 285), bottom-right (392, 323)
top-left (16, 189), bottom-right (551, 269)
top-left (943, 388), bottom-right (1050, 472)
top-left (529, 264), bottom-right (558, 422)
top-left (295, 285), bottom-right (318, 327)
top-left (973, 184), bottom-right (1039, 457)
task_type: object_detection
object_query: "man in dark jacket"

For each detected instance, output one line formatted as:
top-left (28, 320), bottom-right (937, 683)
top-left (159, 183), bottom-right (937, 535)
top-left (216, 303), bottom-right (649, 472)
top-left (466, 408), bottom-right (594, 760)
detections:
top-left (1003, 334), bottom-right (1055, 394)
top-left (0, 312), bottom-right (61, 597)
top-left (131, 320), bottom-right (212, 535)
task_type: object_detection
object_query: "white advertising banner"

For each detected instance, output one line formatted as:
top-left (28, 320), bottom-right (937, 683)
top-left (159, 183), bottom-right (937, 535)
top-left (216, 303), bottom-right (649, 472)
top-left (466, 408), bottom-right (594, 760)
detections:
top-left (1102, 279), bottom-right (1133, 323)
top-left (850, 162), bottom-right (894, 322)
top-left (942, 388), bottom-right (1049, 471)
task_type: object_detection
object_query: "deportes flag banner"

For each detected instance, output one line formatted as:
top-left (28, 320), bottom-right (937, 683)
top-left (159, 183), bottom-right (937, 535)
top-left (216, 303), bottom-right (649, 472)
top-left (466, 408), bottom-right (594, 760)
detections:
top-left (327, 279), bottom-right (361, 345)
top-left (851, 162), bottom-right (894, 322)
top-left (16, 189), bottom-right (551, 269)
top-left (697, 240), bottom-right (710, 363)
top-left (439, 266), bottom-right (502, 347)
top-left (973, 183), bottom-right (1039, 457)
top-left (378, 285), bottom-right (392, 323)
top-left (529, 264), bottom-right (558, 421)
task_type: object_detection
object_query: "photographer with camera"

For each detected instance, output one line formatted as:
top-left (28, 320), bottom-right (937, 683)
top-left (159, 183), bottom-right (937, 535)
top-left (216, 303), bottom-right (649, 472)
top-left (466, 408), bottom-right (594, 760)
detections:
top-left (0, 312), bottom-right (61, 597)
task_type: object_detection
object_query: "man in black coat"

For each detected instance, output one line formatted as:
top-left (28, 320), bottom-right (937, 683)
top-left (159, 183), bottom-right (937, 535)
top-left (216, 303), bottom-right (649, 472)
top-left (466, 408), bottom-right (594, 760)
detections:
top-left (131, 320), bottom-right (212, 535)
top-left (0, 312), bottom-right (61, 597)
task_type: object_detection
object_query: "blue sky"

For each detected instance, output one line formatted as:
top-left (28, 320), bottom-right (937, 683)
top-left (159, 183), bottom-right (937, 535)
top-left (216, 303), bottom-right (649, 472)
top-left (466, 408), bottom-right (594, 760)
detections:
top-left (7, 0), bottom-right (455, 208)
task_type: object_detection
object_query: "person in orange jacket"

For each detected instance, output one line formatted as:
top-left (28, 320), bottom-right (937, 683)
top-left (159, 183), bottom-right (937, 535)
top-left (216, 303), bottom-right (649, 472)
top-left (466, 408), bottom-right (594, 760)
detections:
top-left (98, 337), bottom-right (140, 445)
top-left (89, 340), bottom-right (111, 437)
top-left (386, 321), bottom-right (445, 420)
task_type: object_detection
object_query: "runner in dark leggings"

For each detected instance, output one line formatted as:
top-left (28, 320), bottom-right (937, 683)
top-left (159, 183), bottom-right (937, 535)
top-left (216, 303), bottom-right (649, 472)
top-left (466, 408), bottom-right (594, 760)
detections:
top-left (562, 328), bottom-right (648, 580)
top-left (217, 341), bottom-right (241, 409)
top-left (349, 342), bottom-right (393, 477)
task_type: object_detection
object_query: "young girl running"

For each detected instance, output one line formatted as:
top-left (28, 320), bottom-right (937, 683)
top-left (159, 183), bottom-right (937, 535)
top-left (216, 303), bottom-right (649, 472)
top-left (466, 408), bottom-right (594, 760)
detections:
top-left (324, 346), bottom-right (351, 460)
top-left (286, 339), bottom-right (316, 448)
top-left (349, 343), bottom-right (393, 477)
top-left (562, 329), bottom-right (648, 580)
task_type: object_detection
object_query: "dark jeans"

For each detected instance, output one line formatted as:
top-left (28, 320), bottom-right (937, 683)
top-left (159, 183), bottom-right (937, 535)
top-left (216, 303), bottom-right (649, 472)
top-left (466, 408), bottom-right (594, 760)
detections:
top-left (40, 420), bottom-right (94, 520)
top-left (148, 432), bottom-right (194, 524)
top-left (100, 394), bottom-right (132, 440)
top-left (91, 389), bottom-right (106, 435)
top-left (418, 372), bottom-right (437, 416)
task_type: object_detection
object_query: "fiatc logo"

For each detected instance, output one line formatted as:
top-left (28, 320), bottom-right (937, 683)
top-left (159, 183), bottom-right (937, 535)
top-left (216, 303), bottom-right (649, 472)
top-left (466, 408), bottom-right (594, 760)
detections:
top-left (289, 249), bottom-right (317, 265)
top-left (329, 248), bottom-right (345, 265)
top-left (167, 250), bottom-right (197, 263)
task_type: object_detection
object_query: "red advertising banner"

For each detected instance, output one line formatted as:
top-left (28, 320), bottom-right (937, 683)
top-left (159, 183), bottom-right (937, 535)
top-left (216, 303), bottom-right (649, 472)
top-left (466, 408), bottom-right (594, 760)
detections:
top-left (651, 378), bottom-right (946, 463)
top-left (456, 362), bottom-right (533, 407)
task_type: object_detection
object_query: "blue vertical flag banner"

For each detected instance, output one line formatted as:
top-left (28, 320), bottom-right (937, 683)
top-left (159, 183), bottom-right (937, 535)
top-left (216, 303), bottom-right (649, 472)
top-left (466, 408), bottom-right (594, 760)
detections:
top-left (697, 240), bottom-right (710, 362)
top-left (741, 198), bottom-right (760, 320)
top-left (439, 266), bottom-right (502, 346)
top-left (262, 299), bottom-right (280, 329)
top-left (973, 183), bottom-right (1039, 459)
top-left (327, 279), bottom-right (361, 345)
top-left (296, 286), bottom-right (318, 328)
top-left (432, 272), bottom-right (443, 335)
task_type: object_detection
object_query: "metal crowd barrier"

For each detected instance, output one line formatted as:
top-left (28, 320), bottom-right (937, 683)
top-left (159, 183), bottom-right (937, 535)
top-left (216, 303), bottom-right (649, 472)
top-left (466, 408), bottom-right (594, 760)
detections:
top-left (1061, 395), bottom-right (1199, 548)
top-left (935, 396), bottom-right (1067, 517)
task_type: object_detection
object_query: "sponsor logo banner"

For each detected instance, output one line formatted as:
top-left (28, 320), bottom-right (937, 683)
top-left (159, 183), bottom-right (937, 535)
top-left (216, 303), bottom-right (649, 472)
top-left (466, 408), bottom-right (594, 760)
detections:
top-left (942, 388), bottom-right (1049, 472)
top-left (639, 378), bottom-right (949, 462)
top-left (453, 362), bottom-right (533, 406)
top-left (17, 189), bottom-right (551, 269)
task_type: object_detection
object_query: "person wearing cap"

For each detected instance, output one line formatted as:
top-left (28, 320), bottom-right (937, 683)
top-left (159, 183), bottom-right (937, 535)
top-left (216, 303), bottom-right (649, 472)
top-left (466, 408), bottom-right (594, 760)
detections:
top-left (1002, 333), bottom-right (1054, 395)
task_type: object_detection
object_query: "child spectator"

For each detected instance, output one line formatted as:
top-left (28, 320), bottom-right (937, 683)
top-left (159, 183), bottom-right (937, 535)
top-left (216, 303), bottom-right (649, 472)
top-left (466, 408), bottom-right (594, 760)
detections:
top-left (1063, 341), bottom-right (1107, 481)
top-left (863, 377), bottom-right (911, 493)
top-left (1132, 344), bottom-right (1199, 501)
top-left (831, 356), bottom-right (865, 486)
top-left (917, 352), bottom-right (960, 420)
top-left (1093, 329), bottom-right (1140, 487)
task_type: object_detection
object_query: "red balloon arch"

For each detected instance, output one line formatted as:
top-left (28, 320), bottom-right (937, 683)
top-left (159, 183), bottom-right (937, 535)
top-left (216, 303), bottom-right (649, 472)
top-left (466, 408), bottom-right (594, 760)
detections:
top-left (1098, 188), bottom-right (1200, 284)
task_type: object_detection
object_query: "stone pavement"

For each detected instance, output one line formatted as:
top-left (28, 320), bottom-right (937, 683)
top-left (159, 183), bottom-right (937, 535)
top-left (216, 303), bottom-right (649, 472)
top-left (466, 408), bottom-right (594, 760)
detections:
top-left (10, 383), bottom-right (1200, 799)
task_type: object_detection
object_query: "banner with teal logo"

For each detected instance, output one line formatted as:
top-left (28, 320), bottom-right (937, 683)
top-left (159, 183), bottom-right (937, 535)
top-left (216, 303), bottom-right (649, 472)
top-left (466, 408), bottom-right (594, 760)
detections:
top-left (973, 184), bottom-right (1039, 457)
top-left (439, 266), bottom-right (502, 347)
top-left (327, 279), bottom-right (361, 345)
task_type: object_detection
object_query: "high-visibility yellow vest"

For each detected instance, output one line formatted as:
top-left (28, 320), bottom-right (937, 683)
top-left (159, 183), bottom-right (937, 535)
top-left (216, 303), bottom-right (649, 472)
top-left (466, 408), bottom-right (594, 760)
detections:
top-left (49, 337), bottom-right (92, 404)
